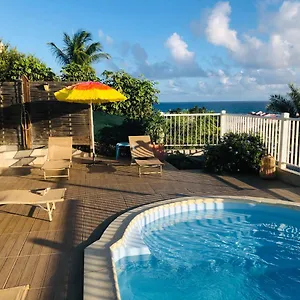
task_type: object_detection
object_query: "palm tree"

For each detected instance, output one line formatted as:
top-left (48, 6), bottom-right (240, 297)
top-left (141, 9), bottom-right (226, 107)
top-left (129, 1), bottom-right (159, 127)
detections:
top-left (48, 29), bottom-right (110, 66)
top-left (267, 84), bottom-right (300, 117)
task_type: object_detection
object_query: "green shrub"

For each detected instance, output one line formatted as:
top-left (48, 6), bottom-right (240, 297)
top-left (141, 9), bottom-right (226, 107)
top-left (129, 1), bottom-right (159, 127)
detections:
top-left (203, 133), bottom-right (265, 174)
top-left (96, 118), bottom-right (147, 156)
top-left (0, 41), bottom-right (56, 81)
top-left (61, 62), bottom-right (99, 81)
top-left (96, 110), bottom-right (166, 156)
top-left (98, 71), bottom-right (159, 120)
top-left (145, 110), bottom-right (166, 144)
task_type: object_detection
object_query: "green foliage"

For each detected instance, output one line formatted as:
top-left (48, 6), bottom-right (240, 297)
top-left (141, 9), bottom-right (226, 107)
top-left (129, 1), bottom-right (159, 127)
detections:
top-left (164, 105), bottom-right (218, 146)
top-left (145, 110), bottom-right (166, 144)
top-left (48, 29), bottom-right (110, 66)
top-left (165, 114), bottom-right (219, 146)
top-left (61, 62), bottom-right (99, 81)
top-left (204, 133), bottom-right (265, 174)
top-left (94, 71), bottom-right (161, 155)
top-left (168, 105), bottom-right (210, 114)
top-left (99, 70), bottom-right (160, 120)
top-left (96, 118), bottom-right (147, 156)
top-left (267, 83), bottom-right (300, 117)
top-left (0, 41), bottom-right (56, 82)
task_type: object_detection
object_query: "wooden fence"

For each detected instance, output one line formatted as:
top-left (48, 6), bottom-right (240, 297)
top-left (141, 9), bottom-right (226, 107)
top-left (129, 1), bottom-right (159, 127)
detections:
top-left (0, 77), bottom-right (91, 150)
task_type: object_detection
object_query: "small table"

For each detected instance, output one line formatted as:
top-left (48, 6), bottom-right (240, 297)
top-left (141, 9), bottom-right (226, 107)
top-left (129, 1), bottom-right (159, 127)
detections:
top-left (116, 142), bottom-right (130, 160)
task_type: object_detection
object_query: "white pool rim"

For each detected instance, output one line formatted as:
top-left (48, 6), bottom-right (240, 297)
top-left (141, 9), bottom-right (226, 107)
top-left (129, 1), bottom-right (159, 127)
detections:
top-left (84, 195), bottom-right (300, 300)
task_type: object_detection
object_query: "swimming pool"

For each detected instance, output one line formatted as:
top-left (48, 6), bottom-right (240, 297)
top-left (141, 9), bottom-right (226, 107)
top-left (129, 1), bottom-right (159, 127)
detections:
top-left (115, 201), bottom-right (300, 300)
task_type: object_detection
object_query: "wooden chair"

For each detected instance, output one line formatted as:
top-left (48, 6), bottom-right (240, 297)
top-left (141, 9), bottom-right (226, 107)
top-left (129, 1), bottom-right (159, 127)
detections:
top-left (128, 136), bottom-right (163, 177)
top-left (0, 188), bottom-right (66, 221)
top-left (42, 137), bottom-right (72, 179)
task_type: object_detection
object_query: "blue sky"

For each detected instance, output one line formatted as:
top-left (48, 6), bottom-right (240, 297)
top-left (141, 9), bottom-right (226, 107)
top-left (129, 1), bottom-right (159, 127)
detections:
top-left (2, 0), bottom-right (300, 102)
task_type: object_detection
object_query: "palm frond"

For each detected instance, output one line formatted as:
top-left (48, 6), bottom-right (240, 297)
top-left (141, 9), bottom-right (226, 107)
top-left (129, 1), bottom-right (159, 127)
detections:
top-left (49, 29), bottom-right (110, 66)
top-left (287, 83), bottom-right (300, 114)
top-left (89, 52), bottom-right (111, 63)
top-left (85, 42), bottom-right (102, 56)
top-left (74, 30), bottom-right (92, 47)
top-left (73, 49), bottom-right (89, 65)
top-left (47, 42), bottom-right (69, 65)
top-left (267, 94), bottom-right (297, 117)
top-left (63, 33), bottom-right (72, 48)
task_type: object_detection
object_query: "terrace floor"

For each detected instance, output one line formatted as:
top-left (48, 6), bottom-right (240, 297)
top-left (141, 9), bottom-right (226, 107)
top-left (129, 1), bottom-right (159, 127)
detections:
top-left (0, 157), bottom-right (299, 300)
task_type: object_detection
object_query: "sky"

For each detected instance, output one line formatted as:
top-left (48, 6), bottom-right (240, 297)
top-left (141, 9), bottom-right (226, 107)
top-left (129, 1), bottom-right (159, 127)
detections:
top-left (2, 0), bottom-right (300, 102)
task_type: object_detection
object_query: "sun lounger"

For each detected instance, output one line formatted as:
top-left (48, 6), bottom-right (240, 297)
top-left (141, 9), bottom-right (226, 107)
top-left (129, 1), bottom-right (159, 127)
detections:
top-left (0, 285), bottom-right (29, 300)
top-left (0, 188), bottom-right (66, 221)
top-left (42, 137), bottom-right (72, 179)
top-left (128, 136), bottom-right (163, 177)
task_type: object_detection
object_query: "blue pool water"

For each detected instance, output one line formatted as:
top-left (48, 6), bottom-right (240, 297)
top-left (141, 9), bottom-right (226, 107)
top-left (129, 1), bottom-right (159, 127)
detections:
top-left (116, 203), bottom-right (300, 300)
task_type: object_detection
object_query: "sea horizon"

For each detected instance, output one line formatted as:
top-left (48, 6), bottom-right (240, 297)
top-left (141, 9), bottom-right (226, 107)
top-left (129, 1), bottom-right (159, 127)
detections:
top-left (155, 100), bottom-right (269, 114)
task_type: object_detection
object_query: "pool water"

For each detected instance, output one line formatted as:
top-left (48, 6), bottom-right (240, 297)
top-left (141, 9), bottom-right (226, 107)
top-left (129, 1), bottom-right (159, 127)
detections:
top-left (116, 203), bottom-right (300, 300)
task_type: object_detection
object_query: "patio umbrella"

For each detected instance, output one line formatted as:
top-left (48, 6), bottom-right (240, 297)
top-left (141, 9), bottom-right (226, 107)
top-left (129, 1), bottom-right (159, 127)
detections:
top-left (54, 81), bottom-right (127, 157)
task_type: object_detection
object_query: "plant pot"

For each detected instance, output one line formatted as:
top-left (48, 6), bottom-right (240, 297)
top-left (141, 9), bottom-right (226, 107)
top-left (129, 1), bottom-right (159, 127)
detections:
top-left (152, 144), bottom-right (166, 161)
top-left (259, 154), bottom-right (276, 179)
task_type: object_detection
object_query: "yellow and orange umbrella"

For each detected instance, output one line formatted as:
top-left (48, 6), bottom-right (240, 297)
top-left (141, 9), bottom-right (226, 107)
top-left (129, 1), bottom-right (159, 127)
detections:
top-left (54, 81), bottom-right (127, 156)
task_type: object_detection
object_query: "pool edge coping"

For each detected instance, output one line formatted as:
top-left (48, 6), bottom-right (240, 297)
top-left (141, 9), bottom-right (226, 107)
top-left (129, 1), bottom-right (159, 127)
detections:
top-left (83, 196), bottom-right (300, 300)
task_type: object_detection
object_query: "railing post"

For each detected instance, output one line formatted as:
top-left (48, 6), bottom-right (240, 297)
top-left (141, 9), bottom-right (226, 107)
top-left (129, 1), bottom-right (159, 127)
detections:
top-left (159, 111), bottom-right (165, 144)
top-left (278, 112), bottom-right (290, 169)
top-left (220, 110), bottom-right (227, 138)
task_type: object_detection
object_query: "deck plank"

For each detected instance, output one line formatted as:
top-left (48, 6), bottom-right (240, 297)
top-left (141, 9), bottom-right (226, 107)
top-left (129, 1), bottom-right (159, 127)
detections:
top-left (0, 158), bottom-right (299, 299)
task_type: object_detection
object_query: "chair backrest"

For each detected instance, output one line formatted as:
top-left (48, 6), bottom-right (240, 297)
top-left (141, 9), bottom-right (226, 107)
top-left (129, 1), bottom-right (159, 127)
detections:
top-left (48, 137), bottom-right (73, 161)
top-left (128, 136), bottom-right (155, 159)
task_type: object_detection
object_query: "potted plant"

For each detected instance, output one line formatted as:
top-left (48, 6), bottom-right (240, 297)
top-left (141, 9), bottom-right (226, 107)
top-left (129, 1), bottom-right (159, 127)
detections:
top-left (145, 110), bottom-right (166, 161)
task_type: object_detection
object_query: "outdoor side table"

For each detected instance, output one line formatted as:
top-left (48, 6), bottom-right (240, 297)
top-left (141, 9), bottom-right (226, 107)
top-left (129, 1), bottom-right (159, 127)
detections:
top-left (116, 142), bottom-right (130, 160)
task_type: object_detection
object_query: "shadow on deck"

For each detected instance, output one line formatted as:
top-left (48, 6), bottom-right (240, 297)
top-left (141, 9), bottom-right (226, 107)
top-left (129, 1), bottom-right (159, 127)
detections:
top-left (0, 157), bottom-right (299, 299)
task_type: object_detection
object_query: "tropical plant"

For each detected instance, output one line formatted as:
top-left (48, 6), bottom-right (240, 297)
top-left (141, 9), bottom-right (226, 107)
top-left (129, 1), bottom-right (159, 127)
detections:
top-left (168, 105), bottom-right (209, 114)
top-left (267, 84), bottom-right (300, 117)
top-left (48, 29), bottom-right (110, 66)
top-left (203, 133), bottom-right (265, 174)
top-left (61, 62), bottom-right (99, 81)
top-left (96, 118), bottom-right (147, 156)
top-left (99, 70), bottom-right (160, 120)
top-left (145, 110), bottom-right (166, 144)
top-left (164, 106), bottom-right (219, 147)
top-left (0, 40), bottom-right (56, 81)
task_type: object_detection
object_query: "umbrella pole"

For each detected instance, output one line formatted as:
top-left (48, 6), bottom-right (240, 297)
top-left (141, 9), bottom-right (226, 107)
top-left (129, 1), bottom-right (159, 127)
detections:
top-left (89, 103), bottom-right (95, 159)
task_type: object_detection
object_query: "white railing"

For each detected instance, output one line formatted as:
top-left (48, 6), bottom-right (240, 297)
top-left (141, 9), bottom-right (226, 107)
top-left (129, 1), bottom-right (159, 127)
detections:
top-left (224, 113), bottom-right (300, 170)
top-left (225, 114), bottom-right (281, 162)
top-left (163, 113), bottom-right (221, 147)
top-left (162, 111), bottom-right (300, 171)
top-left (287, 118), bottom-right (300, 169)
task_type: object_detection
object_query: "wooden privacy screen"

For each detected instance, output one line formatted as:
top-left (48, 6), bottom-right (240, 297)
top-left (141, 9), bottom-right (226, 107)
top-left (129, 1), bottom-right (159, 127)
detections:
top-left (0, 78), bottom-right (91, 149)
top-left (0, 82), bottom-right (23, 146)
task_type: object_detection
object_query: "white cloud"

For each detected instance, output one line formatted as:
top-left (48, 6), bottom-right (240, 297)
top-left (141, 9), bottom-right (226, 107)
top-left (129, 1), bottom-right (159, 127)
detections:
top-left (217, 69), bottom-right (231, 85)
top-left (204, 1), bottom-right (300, 69)
top-left (98, 29), bottom-right (114, 46)
top-left (168, 80), bottom-right (183, 92)
top-left (165, 33), bottom-right (195, 63)
top-left (106, 36), bottom-right (114, 45)
top-left (206, 2), bottom-right (241, 52)
top-left (98, 30), bottom-right (104, 38)
top-left (129, 41), bottom-right (207, 79)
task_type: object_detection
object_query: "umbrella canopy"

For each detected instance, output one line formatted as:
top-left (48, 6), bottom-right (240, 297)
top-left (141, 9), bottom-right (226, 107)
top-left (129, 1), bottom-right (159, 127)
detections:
top-left (54, 81), bottom-right (127, 158)
top-left (54, 81), bottom-right (127, 103)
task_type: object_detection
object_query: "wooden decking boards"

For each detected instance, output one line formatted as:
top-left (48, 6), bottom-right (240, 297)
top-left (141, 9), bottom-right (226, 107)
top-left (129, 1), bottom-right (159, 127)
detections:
top-left (0, 157), bottom-right (299, 300)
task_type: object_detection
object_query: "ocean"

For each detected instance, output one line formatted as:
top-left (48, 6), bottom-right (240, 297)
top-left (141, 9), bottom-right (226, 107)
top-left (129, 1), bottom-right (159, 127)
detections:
top-left (155, 101), bottom-right (269, 114)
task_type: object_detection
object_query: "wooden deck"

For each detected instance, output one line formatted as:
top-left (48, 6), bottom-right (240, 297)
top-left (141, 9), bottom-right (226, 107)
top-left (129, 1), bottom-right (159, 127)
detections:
top-left (0, 157), bottom-right (299, 300)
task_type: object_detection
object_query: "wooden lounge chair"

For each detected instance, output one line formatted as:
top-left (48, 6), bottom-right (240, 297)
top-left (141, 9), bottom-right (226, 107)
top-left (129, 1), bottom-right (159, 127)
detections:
top-left (42, 137), bottom-right (72, 179)
top-left (128, 135), bottom-right (163, 177)
top-left (0, 285), bottom-right (29, 300)
top-left (0, 188), bottom-right (66, 221)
